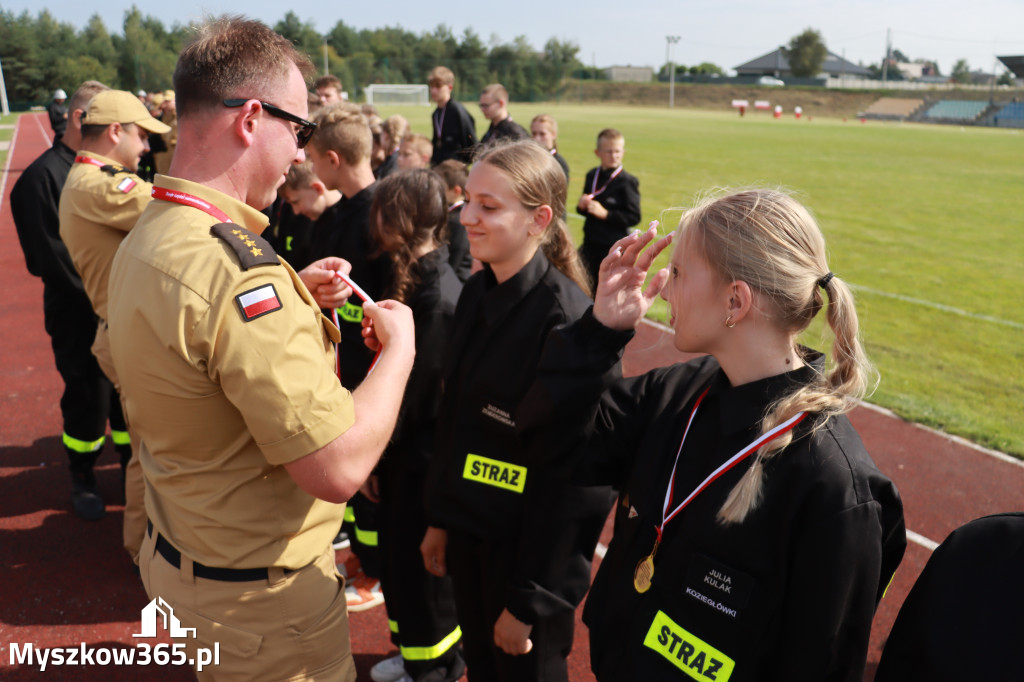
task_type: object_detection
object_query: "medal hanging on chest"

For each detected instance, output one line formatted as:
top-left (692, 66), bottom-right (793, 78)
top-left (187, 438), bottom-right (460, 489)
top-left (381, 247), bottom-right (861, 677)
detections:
top-left (633, 387), bottom-right (807, 594)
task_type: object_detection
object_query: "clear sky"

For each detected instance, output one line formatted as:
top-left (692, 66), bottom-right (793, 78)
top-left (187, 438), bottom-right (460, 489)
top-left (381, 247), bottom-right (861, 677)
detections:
top-left (2, 0), bottom-right (1022, 77)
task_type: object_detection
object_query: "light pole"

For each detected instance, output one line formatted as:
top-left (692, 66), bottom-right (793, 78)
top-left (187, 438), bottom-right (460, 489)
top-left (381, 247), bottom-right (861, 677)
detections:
top-left (666, 35), bottom-right (680, 108)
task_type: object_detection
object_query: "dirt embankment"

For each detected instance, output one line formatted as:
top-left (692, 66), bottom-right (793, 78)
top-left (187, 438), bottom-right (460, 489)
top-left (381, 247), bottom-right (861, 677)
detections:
top-left (556, 80), bottom-right (1019, 119)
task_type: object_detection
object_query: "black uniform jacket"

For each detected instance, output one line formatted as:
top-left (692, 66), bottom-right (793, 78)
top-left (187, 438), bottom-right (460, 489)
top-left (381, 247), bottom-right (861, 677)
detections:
top-left (10, 140), bottom-right (84, 293)
top-left (427, 249), bottom-right (616, 622)
top-left (382, 246), bottom-right (463, 479)
top-left (480, 117), bottom-right (529, 146)
top-left (552, 150), bottom-right (570, 181)
top-left (530, 312), bottom-right (906, 681)
top-left (431, 99), bottom-right (477, 166)
top-left (577, 167), bottom-right (641, 248)
top-left (306, 184), bottom-right (391, 387)
top-left (875, 512), bottom-right (1024, 682)
top-left (445, 206), bottom-right (473, 282)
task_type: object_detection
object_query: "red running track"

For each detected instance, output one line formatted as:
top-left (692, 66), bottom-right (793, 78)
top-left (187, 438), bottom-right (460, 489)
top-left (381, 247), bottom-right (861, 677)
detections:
top-left (2, 113), bottom-right (1021, 681)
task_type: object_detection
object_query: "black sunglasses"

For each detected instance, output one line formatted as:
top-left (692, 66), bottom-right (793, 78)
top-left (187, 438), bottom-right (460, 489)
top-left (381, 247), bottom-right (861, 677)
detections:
top-left (223, 99), bottom-right (317, 149)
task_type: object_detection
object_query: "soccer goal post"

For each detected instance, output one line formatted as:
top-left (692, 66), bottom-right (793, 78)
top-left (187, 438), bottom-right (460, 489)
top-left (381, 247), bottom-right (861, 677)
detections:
top-left (365, 84), bottom-right (430, 106)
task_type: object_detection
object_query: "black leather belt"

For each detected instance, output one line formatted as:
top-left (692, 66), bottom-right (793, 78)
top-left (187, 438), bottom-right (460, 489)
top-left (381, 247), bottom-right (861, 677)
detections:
top-left (147, 520), bottom-right (279, 583)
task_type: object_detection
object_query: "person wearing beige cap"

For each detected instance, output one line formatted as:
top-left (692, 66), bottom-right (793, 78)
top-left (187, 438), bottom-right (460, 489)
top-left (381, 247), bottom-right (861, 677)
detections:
top-left (57, 89), bottom-right (170, 560)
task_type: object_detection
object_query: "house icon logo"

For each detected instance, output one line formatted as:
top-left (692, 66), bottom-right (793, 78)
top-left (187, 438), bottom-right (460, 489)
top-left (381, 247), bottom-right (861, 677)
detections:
top-left (133, 597), bottom-right (197, 639)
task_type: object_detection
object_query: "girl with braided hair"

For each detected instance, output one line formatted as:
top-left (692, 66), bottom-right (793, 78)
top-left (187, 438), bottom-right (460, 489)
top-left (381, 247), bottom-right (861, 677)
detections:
top-left (532, 188), bottom-right (906, 681)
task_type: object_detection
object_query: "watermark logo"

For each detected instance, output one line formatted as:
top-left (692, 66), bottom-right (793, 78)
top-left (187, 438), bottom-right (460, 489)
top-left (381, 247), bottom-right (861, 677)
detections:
top-left (9, 597), bottom-right (219, 672)
top-left (134, 597), bottom-right (196, 639)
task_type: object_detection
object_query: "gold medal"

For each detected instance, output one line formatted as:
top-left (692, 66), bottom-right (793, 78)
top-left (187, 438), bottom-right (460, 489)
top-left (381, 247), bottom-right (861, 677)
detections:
top-left (633, 554), bottom-right (655, 593)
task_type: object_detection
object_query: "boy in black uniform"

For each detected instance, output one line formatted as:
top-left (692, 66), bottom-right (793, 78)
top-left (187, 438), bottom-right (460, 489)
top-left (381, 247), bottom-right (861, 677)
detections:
top-left (432, 159), bottom-right (474, 282)
top-left (478, 83), bottom-right (529, 146)
top-left (306, 102), bottom-right (391, 611)
top-left (576, 128), bottom-right (641, 290)
top-left (429, 66), bottom-right (477, 166)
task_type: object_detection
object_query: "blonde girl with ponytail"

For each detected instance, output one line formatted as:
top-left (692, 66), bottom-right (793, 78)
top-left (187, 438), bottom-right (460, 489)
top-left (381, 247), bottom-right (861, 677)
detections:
top-left (535, 188), bottom-right (906, 681)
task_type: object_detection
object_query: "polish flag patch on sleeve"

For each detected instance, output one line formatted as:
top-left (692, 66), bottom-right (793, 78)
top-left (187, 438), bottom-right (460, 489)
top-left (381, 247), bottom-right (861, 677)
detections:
top-left (117, 177), bottom-right (137, 193)
top-left (236, 284), bottom-right (282, 321)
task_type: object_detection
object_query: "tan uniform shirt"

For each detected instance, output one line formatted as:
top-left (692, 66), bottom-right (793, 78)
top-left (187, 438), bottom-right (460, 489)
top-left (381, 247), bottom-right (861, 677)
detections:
top-left (108, 174), bottom-right (355, 570)
top-left (58, 150), bottom-right (152, 322)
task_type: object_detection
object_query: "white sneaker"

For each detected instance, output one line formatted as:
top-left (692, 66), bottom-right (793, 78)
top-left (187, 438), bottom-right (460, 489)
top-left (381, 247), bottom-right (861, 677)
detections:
top-left (369, 653), bottom-right (407, 682)
top-left (345, 575), bottom-right (385, 612)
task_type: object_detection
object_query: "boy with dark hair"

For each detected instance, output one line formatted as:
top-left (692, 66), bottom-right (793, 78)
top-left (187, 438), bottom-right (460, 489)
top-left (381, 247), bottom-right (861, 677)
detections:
top-left (428, 66), bottom-right (477, 165)
top-left (478, 83), bottom-right (529, 145)
top-left (576, 127), bottom-right (641, 290)
top-left (432, 159), bottom-right (474, 282)
top-left (306, 102), bottom-right (393, 611)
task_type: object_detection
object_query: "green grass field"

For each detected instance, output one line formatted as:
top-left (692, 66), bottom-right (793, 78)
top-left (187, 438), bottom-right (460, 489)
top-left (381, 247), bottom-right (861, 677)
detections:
top-left (3, 104), bottom-right (1022, 455)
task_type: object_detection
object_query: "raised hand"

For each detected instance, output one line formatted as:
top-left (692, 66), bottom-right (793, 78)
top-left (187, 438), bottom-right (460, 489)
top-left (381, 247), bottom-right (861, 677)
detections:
top-left (592, 223), bottom-right (673, 331)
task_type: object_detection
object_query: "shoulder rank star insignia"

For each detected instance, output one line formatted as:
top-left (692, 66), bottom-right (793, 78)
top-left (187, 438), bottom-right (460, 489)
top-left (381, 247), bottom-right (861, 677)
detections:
top-left (236, 284), bottom-right (282, 321)
top-left (210, 223), bottom-right (280, 271)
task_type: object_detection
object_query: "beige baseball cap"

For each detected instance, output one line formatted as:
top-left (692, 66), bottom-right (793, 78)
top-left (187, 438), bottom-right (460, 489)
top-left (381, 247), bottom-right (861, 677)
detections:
top-left (82, 90), bottom-right (171, 134)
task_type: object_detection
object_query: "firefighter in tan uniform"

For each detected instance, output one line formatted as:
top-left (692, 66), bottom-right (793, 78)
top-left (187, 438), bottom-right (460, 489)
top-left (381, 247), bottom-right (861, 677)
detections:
top-left (58, 89), bottom-right (170, 556)
top-left (106, 17), bottom-right (415, 681)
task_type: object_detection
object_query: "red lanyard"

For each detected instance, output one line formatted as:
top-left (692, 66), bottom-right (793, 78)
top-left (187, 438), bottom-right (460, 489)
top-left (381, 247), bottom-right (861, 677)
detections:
top-left (656, 387), bottom-right (808, 543)
top-left (151, 186), bottom-right (234, 224)
top-left (448, 200), bottom-right (464, 213)
top-left (74, 155), bottom-right (106, 169)
top-left (588, 165), bottom-right (623, 198)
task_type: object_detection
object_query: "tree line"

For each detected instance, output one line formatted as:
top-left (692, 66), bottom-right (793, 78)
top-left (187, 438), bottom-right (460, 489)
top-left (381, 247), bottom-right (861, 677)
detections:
top-left (0, 8), bottom-right (587, 105)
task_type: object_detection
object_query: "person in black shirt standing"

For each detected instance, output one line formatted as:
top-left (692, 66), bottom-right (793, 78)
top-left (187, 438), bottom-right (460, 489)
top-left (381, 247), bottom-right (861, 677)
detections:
top-left (429, 67), bottom-right (477, 166)
top-left (576, 128), bottom-right (641, 290)
top-left (367, 169), bottom-right (466, 682)
top-left (10, 81), bottom-right (128, 521)
top-left (422, 140), bottom-right (612, 682)
top-left (47, 88), bottom-right (69, 142)
top-left (478, 84), bottom-right (529, 147)
top-left (532, 189), bottom-right (905, 682)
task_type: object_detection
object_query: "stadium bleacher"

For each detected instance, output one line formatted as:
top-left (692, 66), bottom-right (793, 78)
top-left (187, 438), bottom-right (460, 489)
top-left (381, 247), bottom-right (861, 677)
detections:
top-left (922, 100), bottom-right (989, 122)
top-left (993, 101), bottom-right (1024, 128)
top-left (862, 97), bottom-right (925, 120)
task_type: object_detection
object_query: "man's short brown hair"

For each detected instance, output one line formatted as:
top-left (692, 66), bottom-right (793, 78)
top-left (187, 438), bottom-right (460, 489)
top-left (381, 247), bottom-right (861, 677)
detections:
top-left (313, 75), bottom-right (342, 92)
top-left (283, 160), bottom-right (319, 191)
top-left (428, 66), bottom-right (455, 88)
top-left (433, 159), bottom-right (468, 192)
top-left (173, 15), bottom-right (314, 119)
top-left (481, 83), bottom-right (508, 103)
top-left (401, 133), bottom-right (432, 162)
top-left (69, 81), bottom-right (110, 116)
top-left (310, 103), bottom-right (372, 165)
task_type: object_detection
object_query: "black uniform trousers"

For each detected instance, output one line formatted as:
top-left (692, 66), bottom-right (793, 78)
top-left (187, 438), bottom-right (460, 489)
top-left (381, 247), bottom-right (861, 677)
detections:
top-left (379, 461), bottom-right (464, 681)
top-left (43, 283), bottom-right (125, 459)
top-left (446, 529), bottom-right (575, 682)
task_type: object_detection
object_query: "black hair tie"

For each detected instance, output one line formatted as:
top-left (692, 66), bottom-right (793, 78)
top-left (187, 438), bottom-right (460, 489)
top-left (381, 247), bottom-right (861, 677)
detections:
top-left (818, 272), bottom-right (835, 289)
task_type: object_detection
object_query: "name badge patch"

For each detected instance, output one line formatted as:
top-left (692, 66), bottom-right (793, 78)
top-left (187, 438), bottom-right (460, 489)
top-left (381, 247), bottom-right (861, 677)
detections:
top-left (236, 284), bottom-right (282, 321)
top-left (684, 555), bottom-right (754, 619)
top-left (462, 454), bottom-right (527, 493)
top-left (337, 302), bottom-right (363, 323)
top-left (643, 610), bottom-right (734, 681)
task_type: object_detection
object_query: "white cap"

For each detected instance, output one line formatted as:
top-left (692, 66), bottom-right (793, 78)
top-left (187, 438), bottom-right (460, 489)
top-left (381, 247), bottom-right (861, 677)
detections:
top-left (54, 89), bottom-right (67, 100)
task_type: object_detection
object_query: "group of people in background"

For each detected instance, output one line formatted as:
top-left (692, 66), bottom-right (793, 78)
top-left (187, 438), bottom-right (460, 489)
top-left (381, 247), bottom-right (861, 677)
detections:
top-left (12, 16), bottom-right (913, 682)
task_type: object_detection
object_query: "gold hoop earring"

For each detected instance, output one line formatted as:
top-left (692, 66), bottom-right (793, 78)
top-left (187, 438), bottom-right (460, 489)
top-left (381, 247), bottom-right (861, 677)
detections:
top-left (725, 315), bottom-right (736, 329)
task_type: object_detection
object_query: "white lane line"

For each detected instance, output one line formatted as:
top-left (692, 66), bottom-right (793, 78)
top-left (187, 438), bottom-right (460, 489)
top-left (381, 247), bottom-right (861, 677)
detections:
top-left (850, 284), bottom-right (1023, 331)
top-left (906, 529), bottom-right (939, 552)
top-left (856, 401), bottom-right (1024, 469)
top-left (0, 115), bottom-right (21, 218)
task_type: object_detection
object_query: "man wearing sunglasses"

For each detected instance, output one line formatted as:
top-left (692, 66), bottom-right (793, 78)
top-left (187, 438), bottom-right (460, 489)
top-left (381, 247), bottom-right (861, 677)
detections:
top-left (106, 16), bottom-right (415, 682)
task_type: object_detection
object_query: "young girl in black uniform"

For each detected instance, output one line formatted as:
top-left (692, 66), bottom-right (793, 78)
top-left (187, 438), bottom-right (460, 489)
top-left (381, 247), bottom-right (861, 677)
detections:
top-left (421, 140), bottom-right (614, 681)
top-left (366, 169), bottom-right (465, 682)
top-left (534, 189), bottom-right (906, 681)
